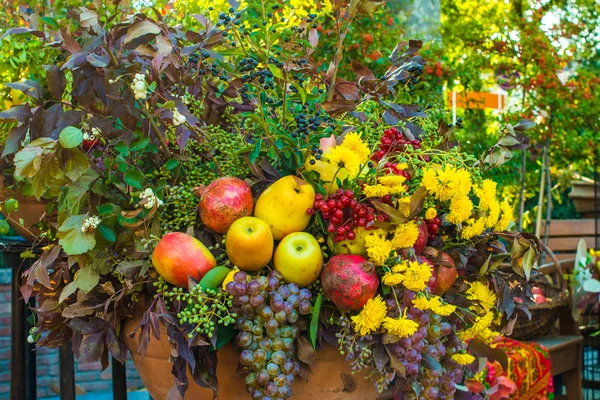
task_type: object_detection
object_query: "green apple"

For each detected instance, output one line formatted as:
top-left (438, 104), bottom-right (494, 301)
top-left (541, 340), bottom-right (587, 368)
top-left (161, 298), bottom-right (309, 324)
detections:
top-left (273, 232), bottom-right (323, 287)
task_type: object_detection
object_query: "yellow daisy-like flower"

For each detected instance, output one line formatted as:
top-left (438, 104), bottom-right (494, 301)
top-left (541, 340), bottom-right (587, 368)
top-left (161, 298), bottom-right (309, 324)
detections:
top-left (392, 220), bottom-right (420, 249)
top-left (364, 233), bottom-right (393, 266)
top-left (474, 179), bottom-right (497, 210)
top-left (457, 328), bottom-right (475, 341)
top-left (363, 184), bottom-right (391, 198)
top-left (398, 197), bottom-right (411, 217)
top-left (466, 281), bottom-right (497, 312)
top-left (383, 316), bottom-right (419, 338)
top-left (326, 146), bottom-right (361, 177)
top-left (379, 175), bottom-right (407, 187)
top-left (392, 261), bottom-right (407, 273)
top-left (494, 200), bottom-right (513, 231)
top-left (447, 195), bottom-right (473, 225)
top-left (452, 352), bottom-right (475, 365)
top-left (351, 295), bottom-right (387, 336)
top-left (422, 166), bottom-right (472, 201)
top-left (425, 207), bottom-right (437, 220)
top-left (340, 132), bottom-right (370, 163)
top-left (471, 311), bottom-right (494, 334)
top-left (421, 168), bottom-right (439, 193)
top-left (485, 199), bottom-right (501, 228)
top-left (461, 218), bottom-right (486, 240)
top-left (427, 296), bottom-right (457, 316)
top-left (401, 261), bottom-right (432, 292)
top-left (382, 272), bottom-right (403, 286)
top-left (412, 296), bottom-right (433, 311)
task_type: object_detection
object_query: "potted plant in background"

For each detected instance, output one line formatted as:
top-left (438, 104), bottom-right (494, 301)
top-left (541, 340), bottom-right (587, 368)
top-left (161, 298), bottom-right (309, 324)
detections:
top-left (3, 1), bottom-right (540, 399)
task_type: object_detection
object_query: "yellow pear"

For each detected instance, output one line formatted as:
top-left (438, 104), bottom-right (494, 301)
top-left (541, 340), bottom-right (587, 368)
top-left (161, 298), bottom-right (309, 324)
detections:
top-left (254, 175), bottom-right (315, 240)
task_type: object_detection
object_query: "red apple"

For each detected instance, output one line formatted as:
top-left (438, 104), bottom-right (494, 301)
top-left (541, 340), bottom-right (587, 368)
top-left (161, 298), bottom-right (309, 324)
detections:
top-left (431, 252), bottom-right (457, 295)
top-left (152, 232), bottom-right (217, 288)
top-left (198, 177), bottom-right (253, 233)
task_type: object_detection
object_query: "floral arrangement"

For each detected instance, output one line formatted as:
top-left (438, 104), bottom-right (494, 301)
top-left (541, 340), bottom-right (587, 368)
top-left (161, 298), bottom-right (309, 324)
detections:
top-left (0, 1), bottom-right (540, 399)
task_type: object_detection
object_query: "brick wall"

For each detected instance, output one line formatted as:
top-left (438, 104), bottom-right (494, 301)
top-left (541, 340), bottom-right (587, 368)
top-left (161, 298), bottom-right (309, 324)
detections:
top-left (0, 271), bottom-right (145, 399)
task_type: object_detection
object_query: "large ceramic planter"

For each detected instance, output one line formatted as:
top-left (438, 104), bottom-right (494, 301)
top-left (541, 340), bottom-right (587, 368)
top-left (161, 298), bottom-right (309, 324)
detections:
top-left (569, 180), bottom-right (600, 217)
top-left (122, 311), bottom-right (381, 400)
top-left (0, 176), bottom-right (46, 242)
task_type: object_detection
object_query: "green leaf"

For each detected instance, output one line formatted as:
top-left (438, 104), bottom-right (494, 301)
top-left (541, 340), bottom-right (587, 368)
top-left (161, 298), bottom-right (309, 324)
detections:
top-left (290, 82), bottom-right (306, 104)
top-left (212, 324), bottom-right (237, 352)
top-left (267, 64), bottom-right (283, 79)
top-left (0, 220), bottom-right (10, 235)
top-left (124, 170), bottom-right (144, 189)
top-left (4, 198), bottom-right (19, 213)
top-left (309, 293), bottom-right (323, 349)
top-left (165, 159), bottom-right (180, 170)
top-left (40, 16), bottom-right (60, 30)
top-left (130, 137), bottom-right (150, 152)
top-left (57, 215), bottom-right (96, 255)
top-left (74, 265), bottom-right (99, 292)
top-left (59, 281), bottom-right (78, 303)
top-left (59, 127), bottom-right (83, 149)
top-left (115, 141), bottom-right (129, 157)
top-left (99, 224), bottom-right (116, 242)
top-left (97, 204), bottom-right (114, 216)
top-left (249, 139), bottom-right (262, 163)
top-left (14, 146), bottom-right (44, 178)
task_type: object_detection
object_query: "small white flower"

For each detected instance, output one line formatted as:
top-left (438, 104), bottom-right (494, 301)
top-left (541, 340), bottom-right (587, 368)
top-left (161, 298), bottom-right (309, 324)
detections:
top-left (81, 216), bottom-right (101, 233)
top-left (172, 109), bottom-right (186, 126)
top-left (134, 80), bottom-right (146, 92)
top-left (144, 197), bottom-right (155, 209)
top-left (134, 91), bottom-right (147, 100)
top-left (108, 79), bottom-right (115, 84)
top-left (143, 188), bottom-right (154, 198)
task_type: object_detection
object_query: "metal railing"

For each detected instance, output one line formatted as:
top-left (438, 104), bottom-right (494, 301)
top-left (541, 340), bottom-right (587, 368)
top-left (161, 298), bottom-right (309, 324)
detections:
top-left (3, 242), bottom-right (129, 400)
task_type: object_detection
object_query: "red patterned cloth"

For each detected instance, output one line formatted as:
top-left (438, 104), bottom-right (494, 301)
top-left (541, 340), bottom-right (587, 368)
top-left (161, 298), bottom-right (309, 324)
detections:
top-left (490, 337), bottom-right (554, 400)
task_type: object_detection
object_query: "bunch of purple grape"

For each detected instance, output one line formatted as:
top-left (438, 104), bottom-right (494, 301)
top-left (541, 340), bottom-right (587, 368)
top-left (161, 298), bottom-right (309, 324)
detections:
top-left (225, 270), bottom-right (312, 400)
top-left (386, 290), bottom-right (464, 400)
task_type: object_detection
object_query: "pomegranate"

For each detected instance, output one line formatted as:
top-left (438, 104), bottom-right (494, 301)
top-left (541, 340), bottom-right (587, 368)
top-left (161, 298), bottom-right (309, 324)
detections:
top-left (198, 177), bottom-right (253, 233)
top-left (413, 218), bottom-right (428, 255)
top-left (321, 254), bottom-right (379, 310)
top-left (432, 252), bottom-right (457, 295)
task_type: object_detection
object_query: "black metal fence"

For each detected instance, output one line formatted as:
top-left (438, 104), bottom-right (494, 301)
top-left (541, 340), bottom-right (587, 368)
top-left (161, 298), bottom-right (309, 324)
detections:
top-left (2, 242), bottom-right (128, 400)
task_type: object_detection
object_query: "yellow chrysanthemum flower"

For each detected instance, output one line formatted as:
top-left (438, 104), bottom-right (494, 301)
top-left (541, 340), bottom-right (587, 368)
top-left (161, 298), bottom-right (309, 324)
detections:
top-left (428, 296), bottom-right (457, 316)
top-left (365, 233), bottom-right (393, 266)
top-left (461, 218), bottom-right (486, 240)
top-left (340, 132), bottom-right (370, 163)
top-left (412, 296), bottom-right (433, 311)
top-left (447, 195), bottom-right (473, 225)
top-left (326, 146), bottom-right (361, 177)
top-left (398, 197), bottom-right (411, 217)
top-left (474, 179), bottom-right (497, 210)
top-left (392, 261), bottom-right (407, 273)
top-left (401, 261), bottom-right (432, 292)
top-left (485, 199), bottom-right (501, 228)
top-left (363, 184), bottom-right (391, 198)
top-left (425, 207), bottom-right (437, 220)
top-left (393, 220), bottom-right (419, 249)
top-left (351, 295), bottom-right (387, 336)
top-left (452, 353), bottom-right (475, 365)
top-left (422, 166), bottom-right (472, 201)
top-left (457, 328), bottom-right (475, 341)
top-left (379, 175), bottom-right (407, 187)
top-left (494, 200), bottom-right (513, 231)
top-left (466, 281), bottom-right (497, 312)
top-left (471, 311), bottom-right (494, 334)
top-left (382, 272), bottom-right (403, 286)
top-left (383, 316), bottom-right (419, 338)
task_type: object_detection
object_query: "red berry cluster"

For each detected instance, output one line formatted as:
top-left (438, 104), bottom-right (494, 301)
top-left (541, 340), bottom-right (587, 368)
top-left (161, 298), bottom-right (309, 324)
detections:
top-left (371, 127), bottom-right (429, 163)
top-left (383, 161), bottom-right (411, 181)
top-left (307, 190), bottom-right (383, 242)
top-left (425, 215), bottom-right (441, 239)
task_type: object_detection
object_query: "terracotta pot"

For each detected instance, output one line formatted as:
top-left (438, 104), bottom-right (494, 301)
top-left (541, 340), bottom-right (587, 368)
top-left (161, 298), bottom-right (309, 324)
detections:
top-left (569, 180), bottom-right (600, 217)
top-left (122, 311), bottom-right (381, 400)
top-left (0, 176), bottom-right (46, 242)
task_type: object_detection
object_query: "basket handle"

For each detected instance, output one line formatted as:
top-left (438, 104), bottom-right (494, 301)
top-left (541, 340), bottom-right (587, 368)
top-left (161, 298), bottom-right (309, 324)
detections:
top-left (536, 241), bottom-right (566, 292)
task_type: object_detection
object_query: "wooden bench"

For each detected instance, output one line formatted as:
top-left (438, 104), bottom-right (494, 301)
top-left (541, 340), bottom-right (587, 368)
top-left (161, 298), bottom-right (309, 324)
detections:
top-left (527, 219), bottom-right (600, 400)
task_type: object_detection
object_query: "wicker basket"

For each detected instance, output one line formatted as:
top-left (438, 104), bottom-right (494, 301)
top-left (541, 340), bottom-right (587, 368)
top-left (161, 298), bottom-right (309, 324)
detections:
top-left (510, 250), bottom-right (570, 341)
